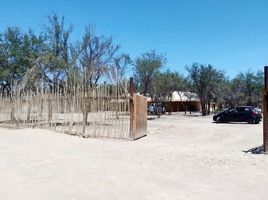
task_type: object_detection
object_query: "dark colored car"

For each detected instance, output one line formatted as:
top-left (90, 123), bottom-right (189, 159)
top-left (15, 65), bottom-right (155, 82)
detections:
top-left (213, 106), bottom-right (262, 124)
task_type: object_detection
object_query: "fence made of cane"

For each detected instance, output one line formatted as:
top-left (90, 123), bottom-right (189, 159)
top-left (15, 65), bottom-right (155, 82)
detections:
top-left (0, 82), bottom-right (132, 139)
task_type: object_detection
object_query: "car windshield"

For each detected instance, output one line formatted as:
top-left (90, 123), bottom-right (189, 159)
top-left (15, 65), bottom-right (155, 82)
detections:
top-left (253, 108), bottom-right (260, 113)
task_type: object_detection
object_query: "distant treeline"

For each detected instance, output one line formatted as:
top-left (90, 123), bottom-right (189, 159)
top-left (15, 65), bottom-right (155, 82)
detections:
top-left (0, 13), bottom-right (263, 115)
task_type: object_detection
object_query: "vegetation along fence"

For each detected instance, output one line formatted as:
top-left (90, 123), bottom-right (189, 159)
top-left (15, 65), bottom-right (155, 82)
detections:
top-left (0, 78), bottom-right (147, 140)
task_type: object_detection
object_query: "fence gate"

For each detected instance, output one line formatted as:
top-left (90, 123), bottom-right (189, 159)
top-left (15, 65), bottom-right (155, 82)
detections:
top-left (130, 78), bottom-right (147, 140)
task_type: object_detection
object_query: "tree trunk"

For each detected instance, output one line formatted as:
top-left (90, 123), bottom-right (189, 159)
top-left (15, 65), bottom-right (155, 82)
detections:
top-left (10, 100), bottom-right (16, 123)
top-left (207, 102), bottom-right (211, 115)
top-left (27, 104), bottom-right (31, 123)
top-left (185, 104), bottom-right (188, 115)
top-left (201, 100), bottom-right (206, 116)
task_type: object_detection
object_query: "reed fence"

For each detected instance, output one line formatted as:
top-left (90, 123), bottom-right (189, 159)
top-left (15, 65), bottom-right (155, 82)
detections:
top-left (0, 78), bottom-right (147, 140)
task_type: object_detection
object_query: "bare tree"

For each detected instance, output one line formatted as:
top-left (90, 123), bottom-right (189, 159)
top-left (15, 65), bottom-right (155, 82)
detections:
top-left (110, 54), bottom-right (132, 85)
top-left (80, 26), bottom-right (120, 87)
top-left (109, 54), bottom-right (132, 118)
top-left (79, 26), bottom-right (119, 129)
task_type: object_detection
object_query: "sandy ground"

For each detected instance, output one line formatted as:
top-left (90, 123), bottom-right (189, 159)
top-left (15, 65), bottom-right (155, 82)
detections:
top-left (0, 112), bottom-right (267, 200)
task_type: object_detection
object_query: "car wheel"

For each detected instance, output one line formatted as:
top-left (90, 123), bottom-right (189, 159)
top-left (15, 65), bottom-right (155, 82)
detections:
top-left (248, 118), bottom-right (255, 124)
top-left (217, 117), bottom-right (225, 123)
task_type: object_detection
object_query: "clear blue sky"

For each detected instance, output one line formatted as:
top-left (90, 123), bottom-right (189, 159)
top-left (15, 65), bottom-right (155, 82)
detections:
top-left (1, 0), bottom-right (268, 77)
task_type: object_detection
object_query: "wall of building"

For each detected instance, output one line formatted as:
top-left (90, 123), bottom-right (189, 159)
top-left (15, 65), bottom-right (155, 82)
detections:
top-left (163, 101), bottom-right (201, 112)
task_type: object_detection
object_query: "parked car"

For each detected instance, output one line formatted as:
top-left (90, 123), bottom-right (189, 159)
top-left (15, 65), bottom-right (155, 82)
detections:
top-left (147, 103), bottom-right (166, 115)
top-left (213, 106), bottom-right (262, 124)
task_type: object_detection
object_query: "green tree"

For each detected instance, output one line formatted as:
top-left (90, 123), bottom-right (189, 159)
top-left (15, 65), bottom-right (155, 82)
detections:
top-left (230, 70), bottom-right (263, 106)
top-left (153, 70), bottom-right (183, 100)
top-left (41, 13), bottom-right (73, 88)
top-left (0, 27), bottom-right (44, 92)
top-left (186, 63), bottom-right (224, 115)
top-left (134, 50), bottom-right (166, 95)
top-left (153, 70), bottom-right (185, 114)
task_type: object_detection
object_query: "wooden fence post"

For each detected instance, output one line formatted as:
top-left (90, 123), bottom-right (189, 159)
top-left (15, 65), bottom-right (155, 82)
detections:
top-left (263, 66), bottom-right (268, 153)
top-left (129, 77), bottom-right (135, 139)
top-left (48, 94), bottom-right (52, 126)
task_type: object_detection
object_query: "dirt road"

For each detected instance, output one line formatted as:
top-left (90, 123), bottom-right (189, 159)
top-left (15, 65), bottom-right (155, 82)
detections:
top-left (0, 113), bottom-right (267, 200)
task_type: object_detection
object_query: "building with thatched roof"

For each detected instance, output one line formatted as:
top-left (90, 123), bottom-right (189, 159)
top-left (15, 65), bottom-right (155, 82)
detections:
top-left (147, 91), bottom-right (201, 112)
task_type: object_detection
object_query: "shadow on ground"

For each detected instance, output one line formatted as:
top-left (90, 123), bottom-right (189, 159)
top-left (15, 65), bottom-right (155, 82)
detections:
top-left (243, 145), bottom-right (264, 154)
top-left (212, 121), bottom-right (259, 125)
top-left (147, 117), bottom-right (159, 120)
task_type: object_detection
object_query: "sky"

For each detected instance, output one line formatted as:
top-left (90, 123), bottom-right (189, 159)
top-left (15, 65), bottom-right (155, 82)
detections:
top-left (0, 0), bottom-right (268, 77)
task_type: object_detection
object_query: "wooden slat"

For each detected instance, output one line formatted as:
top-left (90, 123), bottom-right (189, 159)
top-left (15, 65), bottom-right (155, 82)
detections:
top-left (129, 77), bottom-right (147, 140)
top-left (132, 94), bottom-right (147, 140)
top-left (264, 66), bottom-right (268, 152)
